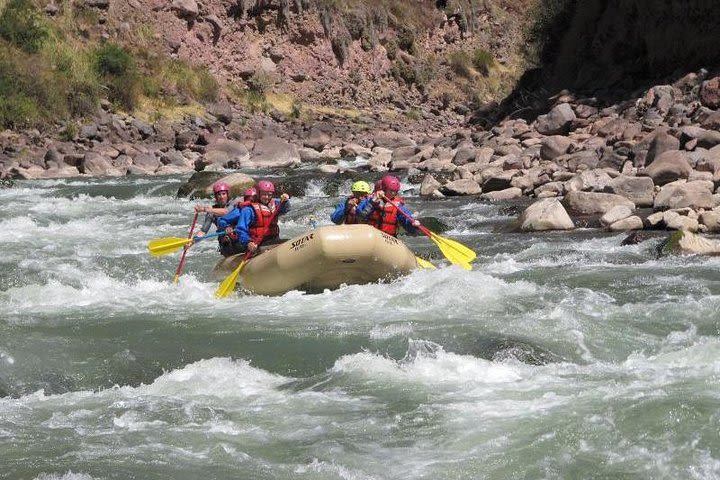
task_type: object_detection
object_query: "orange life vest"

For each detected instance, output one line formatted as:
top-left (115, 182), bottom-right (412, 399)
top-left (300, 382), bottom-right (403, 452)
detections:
top-left (368, 197), bottom-right (404, 236)
top-left (248, 201), bottom-right (280, 243)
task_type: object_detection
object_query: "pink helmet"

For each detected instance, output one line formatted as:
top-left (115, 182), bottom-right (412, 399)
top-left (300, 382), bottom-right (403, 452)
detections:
top-left (212, 181), bottom-right (230, 194)
top-left (256, 180), bottom-right (275, 193)
top-left (243, 187), bottom-right (257, 200)
top-left (381, 175), bottom-right (401, 192)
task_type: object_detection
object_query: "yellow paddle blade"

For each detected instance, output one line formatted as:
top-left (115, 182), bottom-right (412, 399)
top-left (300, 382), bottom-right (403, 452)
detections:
top-left (215, 260), bottom-right (247, 298)
top-left (433, 238), bottom-right (473, 270)
top-left (415, 256), bottom-right (436, 269)
top-left (429, 231), bottom-right (477, 263)
top-left (147, 237), bottom-right (193, 256)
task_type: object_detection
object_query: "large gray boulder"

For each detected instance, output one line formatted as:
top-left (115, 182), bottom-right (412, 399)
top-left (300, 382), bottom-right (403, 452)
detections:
top-left (517, 198), bottom-right (575, 231)
top-left (535, 103), bottom-right (576, 135)
top-left (653, 181), bottom-right (716, 211)
top-left (561, 191), bottom-right (635, 215)
top-left (606, 175), bottom-right (655, 207)
top-left (642, 150), bottom-right (692, 186)
top-left (250, 137), bottom-right (301, 168)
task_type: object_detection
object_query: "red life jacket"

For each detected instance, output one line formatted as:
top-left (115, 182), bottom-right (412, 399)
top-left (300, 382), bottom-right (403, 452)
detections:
top-left (248, 201), bottom-right (280, 243)
top-left (368, 196), bottom-right (404, 236)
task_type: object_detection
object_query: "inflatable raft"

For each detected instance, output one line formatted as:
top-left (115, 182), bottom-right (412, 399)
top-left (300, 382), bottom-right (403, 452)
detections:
top-left (211, 224), bottom-right (419, 295)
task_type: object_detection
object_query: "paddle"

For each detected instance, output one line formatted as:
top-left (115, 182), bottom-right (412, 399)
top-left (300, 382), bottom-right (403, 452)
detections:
top-left (387, 196), bottom-right (476, 270)
top-left (415, 256), bottom-right (436, 269)
top-left (214, 198), bottom-right (287, 298)
top-left (173, 212), bottom-right (198, 283)
top-left (147, 231), bottom-right (224, 257)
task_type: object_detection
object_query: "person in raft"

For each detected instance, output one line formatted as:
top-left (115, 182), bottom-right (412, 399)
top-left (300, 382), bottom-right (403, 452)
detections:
top-left (357, 175), bottom-right (421, 237)
top-left (194, 181), bottom-right (236, 251)
top-left (330, 180), bottom-right (372, 225)
top-left (217, 180), bottom-right (290, 255)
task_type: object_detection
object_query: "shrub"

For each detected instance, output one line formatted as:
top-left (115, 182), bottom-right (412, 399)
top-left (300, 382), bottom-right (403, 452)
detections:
top-left (448, 51), bottom-right (472, 78)
top-left (158, 60), bottom-right (218, 103)
top-left (94, 44), bottom-right (134, 76)
top-left (391, 59), bottom-right (434, 92)
top-left (405, 107), bottom-right (422, 120)
top-left (0, 93), bottom-right (40, 128)
top-left (396, 26), bottom-right (415, 54)
top-left (290, 100), bottom-right (302, 119)
top-left (471, 48), bottom-right (494, 75)
top-left (0, 0), bottom-right (49, 53)
top-left (247, 70), bottom-right (274, 95)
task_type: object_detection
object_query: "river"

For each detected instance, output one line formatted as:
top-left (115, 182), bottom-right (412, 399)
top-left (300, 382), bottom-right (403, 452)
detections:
top-left (1, 173), bottom-right (720, 479)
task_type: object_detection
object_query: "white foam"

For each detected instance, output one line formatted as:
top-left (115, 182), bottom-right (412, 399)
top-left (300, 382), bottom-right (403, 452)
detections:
top-left (33, 472), bottom-right (96, 480)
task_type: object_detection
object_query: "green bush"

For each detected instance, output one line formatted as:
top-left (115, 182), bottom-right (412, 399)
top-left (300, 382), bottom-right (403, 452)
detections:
top-left (0, 0), bottom-right (49, 53)
top-left (471, 48), bottom-right (494, 75)
top-left (94, 44), bottom-right (134, 76)
top-left (448, 51), bottom-right (473, 78)
top-left (0, 93), bottom-right (41, 128)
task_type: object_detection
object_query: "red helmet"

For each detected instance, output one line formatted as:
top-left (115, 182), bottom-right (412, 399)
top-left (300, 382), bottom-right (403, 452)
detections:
top-left (381, 175), bottom-right (401, 192)
top-left (243, 187), bottom-right (257, 200)
top-left (212, 181), bottom-right (230, 194)
top-left (256, 180), bottom-right (275, 193)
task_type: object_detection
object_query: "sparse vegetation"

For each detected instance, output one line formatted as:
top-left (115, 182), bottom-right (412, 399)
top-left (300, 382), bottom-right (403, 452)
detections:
top-left (0, 0), bottom-right (218, 129)
top-left (449, 49), bottom-right (495, 79)
top-left (0, 0), bottom-right (49, 53)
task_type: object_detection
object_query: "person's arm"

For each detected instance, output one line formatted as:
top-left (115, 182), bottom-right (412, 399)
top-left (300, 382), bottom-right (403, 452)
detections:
top-left (397, 204), bottom-right (420, 235)
top-left (330, 199), bottom-right (348, 224)
top-left (274, 196), bottom-right (290, 214)
top-left (236, 207), bottom-right (255, 245)
top-left (217, 207), bottom-right (241, 230)
top-left (357, 195), bottom-right (379, 219)
top-left (198, 212), bottom-right (214, 234)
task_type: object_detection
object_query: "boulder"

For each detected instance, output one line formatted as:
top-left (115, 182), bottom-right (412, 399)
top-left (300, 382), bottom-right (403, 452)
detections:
top-left (653, 181), bottom-right (716, 211)
top-left (540, 135), bottom-right (572, 160)
top-left (608, 216), bottom-right (643, 231)
top-left (420, 174), bottom-right (442, 197)
top-left (600, 205), bottom-right (633, 227)
top-left (441, 178), bottom-right (481, 196)
top-left (517, 198), bottom-right (575, 231)
top-left (250, 137), bottom-right (301, 168)
top-left (535, 103), bottom-right (576, 135)
top-left (605, 175), bottom-right (655, 207)
top-left (203, 139), bottom-right (250, 169)
top-left (480, 187), bottom-right (522, 201)
top-left (561, 191), bottom-right (635, 215)
top-left (642, 150), bottom-right (692, 186)
top-left (645, 131), bottom-right (680, 166)
top-left (663, 211), bottom-right (699, 232)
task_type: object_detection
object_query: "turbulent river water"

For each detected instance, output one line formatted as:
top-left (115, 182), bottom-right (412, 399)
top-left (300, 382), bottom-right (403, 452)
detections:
top-left (1, 171), bottom-right (720, 480)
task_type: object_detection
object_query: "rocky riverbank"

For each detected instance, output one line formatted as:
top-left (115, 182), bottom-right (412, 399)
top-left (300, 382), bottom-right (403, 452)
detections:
top-left (3, 69), bottom-right (720, 236)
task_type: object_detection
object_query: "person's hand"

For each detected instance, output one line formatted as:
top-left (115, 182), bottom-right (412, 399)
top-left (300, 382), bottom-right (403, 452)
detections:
top-left (247, 241), bottom-right (258, 252)
top-left (279, 193), bottom-right (290, 202)
top-left (411, 220), bottom-right (421, 227)
top-left (194, 205), bottom-right (207, 213)
top-left (347, 198), bottom-right (358, 207)
top-left (195, 230), bottom-right (206, 238)
top-left (373, 191), bottom-right (384, 203)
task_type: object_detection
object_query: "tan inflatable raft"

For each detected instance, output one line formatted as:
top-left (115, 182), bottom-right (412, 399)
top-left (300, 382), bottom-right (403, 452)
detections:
top-left (211, 224), bottom-right (419, 295)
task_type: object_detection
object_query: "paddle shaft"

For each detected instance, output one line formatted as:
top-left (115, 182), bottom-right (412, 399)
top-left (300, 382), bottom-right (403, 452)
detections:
top-left (173, 212), bottom-right (198, 283)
